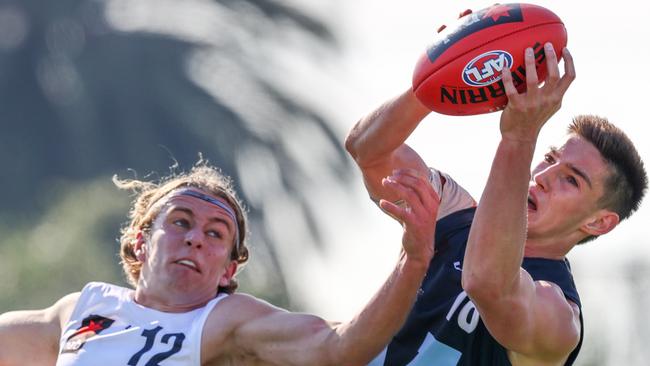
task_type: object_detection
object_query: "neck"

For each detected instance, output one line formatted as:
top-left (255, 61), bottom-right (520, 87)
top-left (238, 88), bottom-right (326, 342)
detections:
top-left (134, 280), bottom-right (217, 313)
top-left (523, 236), bottom-right (576, 259)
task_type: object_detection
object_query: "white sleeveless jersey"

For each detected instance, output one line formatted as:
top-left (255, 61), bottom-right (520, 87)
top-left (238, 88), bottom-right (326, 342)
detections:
top-left (56, 282), bottom-right (227, 366)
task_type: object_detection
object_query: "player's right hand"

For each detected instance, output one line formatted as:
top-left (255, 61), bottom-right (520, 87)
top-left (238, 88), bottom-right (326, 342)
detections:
top-left (499, 43), bottom-right (575, 143)
top-left (380, 169), bottom-right (439, 265)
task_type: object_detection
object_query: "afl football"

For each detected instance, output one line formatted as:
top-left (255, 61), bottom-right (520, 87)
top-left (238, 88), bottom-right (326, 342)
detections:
top-left (412, 3), bottom-right (567, 115)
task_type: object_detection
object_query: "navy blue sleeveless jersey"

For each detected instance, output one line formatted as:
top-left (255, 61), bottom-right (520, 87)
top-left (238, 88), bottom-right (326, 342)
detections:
top-left (370, 207), bottom-right (583, 366)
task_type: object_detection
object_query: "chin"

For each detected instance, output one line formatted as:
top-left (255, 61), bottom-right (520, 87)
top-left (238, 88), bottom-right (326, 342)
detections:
top-left (526, 211), bottom-right (535, 223)
top-left (526, 216), bottom-right (539, 232)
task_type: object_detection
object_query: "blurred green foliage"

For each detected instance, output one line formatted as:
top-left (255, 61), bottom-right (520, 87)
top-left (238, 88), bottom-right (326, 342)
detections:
top-left (0, 0), bottom-right (349, 311)
top-left (0, 179), bottom-right (127, 310)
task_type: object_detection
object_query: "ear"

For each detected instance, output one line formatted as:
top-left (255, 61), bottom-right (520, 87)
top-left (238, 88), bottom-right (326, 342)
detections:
top-left (134, 231), bottom-right (147, 262)
top-left (581, 209), bottom-right (620, 237)
top-left (218, 260), bottom-right (238, 288)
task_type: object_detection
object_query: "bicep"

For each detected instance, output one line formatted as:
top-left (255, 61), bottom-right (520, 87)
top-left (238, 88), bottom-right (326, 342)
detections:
top-left (234, 306), bottom-right (337, 365)
top-left (0, 311), bottom-right (60, 365)
top-left (0, 293), bottom-right (79, 366)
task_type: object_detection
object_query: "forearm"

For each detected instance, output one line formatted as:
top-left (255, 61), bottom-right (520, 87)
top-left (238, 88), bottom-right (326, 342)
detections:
top-left (463, 138), bottom-right (535, 297)
top-left (332, 254), bottom-right (429, 365)
top-left (234, 257), bottom-right (429, 366)
top-left (248, 171), bottom-right (438, 365)
top-left (345, 88), bottom-right (430, 166)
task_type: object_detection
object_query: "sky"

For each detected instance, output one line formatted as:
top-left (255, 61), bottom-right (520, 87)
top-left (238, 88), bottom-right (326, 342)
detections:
top-left (273, 1), bottom-right (650, 364)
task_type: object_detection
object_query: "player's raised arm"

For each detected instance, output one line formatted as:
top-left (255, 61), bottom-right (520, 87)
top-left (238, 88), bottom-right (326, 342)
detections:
top-left (462, 43), bottom-right (579, 361)
top-left (0, 293), bottom-right (79, 366)
top-left (214, 170), bottom-right (439, 365)
top-left (345, 89), bottom-right (432, 203)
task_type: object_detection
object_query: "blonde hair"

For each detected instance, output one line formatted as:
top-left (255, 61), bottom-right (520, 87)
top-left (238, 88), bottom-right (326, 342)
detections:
top-left (114, 163), bottom-right (249, 294)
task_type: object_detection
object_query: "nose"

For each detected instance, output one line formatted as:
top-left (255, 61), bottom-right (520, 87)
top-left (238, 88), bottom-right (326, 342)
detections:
top-left (533, 170), bottom-right (547, 191)
top-left (532, 164), bottom-right (559, 192)
top-left (185, 228), bottom-right (203, 249)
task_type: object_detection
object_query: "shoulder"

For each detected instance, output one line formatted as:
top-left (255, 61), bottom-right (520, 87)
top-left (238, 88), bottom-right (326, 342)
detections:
top-left (432, 168), bottom-right (476, 219)
top-left (475, 270), bottom-right (581, 363)
top-left (205, 293), bottom-right (286, 332)
top-left (201, 293), bottom-right (288, 361)
top-left (49, 292), bottom-right (81, 329)
top-left (515, 279), bottom-right (581, 363)
top-left (0, 292), bottom-right (81, 365)
top-left (52, 282), bottom-right (135, 333)
top-left (522, 257), bottom-right (581, 307)
top-left (533, 280), bottom-right (581, 342)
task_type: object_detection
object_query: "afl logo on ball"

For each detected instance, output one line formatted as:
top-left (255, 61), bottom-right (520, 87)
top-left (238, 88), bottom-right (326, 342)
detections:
top-left (462, 50), bottom-right (513, 87)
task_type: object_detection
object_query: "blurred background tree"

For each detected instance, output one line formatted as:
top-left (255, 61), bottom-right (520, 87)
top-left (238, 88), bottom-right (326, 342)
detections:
top-left (0, 0), bottom-right (351, 310)
top-left (2, 1), bottom-right (648, 365)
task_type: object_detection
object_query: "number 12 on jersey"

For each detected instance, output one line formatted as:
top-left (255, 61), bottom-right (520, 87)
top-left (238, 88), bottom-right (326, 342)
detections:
top-left (128, 326), bottom-right (186, 366)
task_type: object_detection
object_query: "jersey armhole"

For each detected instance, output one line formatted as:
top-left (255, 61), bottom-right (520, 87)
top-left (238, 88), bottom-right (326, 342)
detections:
top-left (369, 168), bottom-right (475, 221)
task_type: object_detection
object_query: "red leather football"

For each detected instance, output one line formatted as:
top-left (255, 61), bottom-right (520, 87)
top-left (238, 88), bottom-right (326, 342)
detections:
top-left (412, 3), bottom-right (567, 116)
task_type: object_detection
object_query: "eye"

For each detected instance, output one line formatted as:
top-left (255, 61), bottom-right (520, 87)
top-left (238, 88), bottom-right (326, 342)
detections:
top-left (544, 153), bottom-right (555, 164)
top-left (173, 218), bottom-right (190, 228)
top-left (566, 175), bottom-right (578, 187)
top-left (206, 230), bottom-right (223, 239)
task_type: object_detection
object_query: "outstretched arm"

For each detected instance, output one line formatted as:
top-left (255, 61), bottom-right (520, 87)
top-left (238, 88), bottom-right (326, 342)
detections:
top-left (345, 89), bottom-right (432, 203)
top-left (462, 44), bottom-right (579, 362)
top-left (218, 171), bottom-right (439, 365)
top-left (0, 293), bottom-right (79, 366)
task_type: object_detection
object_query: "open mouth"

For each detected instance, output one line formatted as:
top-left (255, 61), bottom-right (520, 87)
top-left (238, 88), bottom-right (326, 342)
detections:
top-left (527, 196), bottom-right (537, 211)
top-left (175, 259), bottom-right (200, 273)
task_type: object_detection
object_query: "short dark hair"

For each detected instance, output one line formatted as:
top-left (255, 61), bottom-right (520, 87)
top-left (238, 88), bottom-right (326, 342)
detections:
top-left (569, 115), bottom-right (647, 243)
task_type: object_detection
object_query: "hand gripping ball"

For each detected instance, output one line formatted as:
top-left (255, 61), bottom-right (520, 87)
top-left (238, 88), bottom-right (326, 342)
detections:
top-left (412, 3), bottom-right (567, 115)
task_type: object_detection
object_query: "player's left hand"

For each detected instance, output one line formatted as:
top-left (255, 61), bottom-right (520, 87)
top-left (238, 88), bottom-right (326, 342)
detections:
top-left (499, 43), bottom-right (576, 143)
top-left (379, 169), bottom-right (439, 265)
